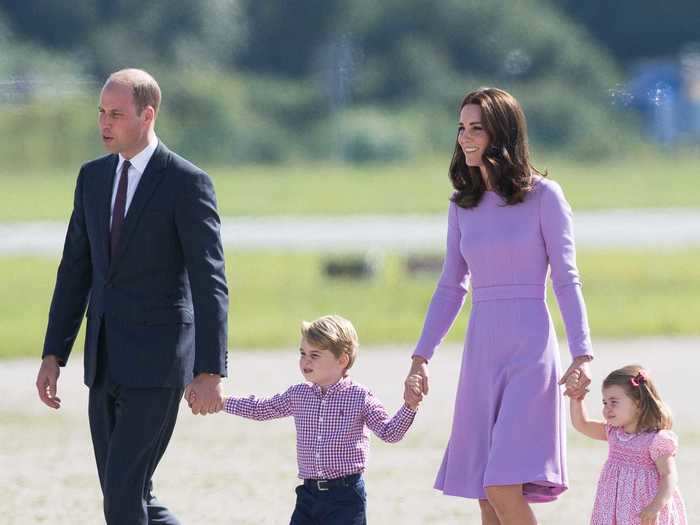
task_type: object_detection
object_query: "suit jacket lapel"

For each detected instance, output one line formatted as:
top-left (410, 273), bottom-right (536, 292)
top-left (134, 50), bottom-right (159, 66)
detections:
top-left (109, 143), bottom-right (169, 277)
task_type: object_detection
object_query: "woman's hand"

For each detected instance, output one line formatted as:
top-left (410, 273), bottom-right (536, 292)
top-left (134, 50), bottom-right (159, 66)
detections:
top-left (404, 374), bottom-right (424, 410)
top-left (407, 356), bottom-right (429, 395)
top-left (564, 369), bottom-right (584, 399)
top-left (559, 356), bottom-right (592, 398)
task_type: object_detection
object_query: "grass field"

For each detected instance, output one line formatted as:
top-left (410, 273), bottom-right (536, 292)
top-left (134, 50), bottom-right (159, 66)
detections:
top-left (2, 248), bottom-right (698, 359)
top-left (1, 152), bottom-right (699, 221)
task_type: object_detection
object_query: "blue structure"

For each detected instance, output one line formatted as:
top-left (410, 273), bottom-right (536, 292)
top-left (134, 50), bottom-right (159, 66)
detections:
top-left (627, 52), bottom-right (700, 146)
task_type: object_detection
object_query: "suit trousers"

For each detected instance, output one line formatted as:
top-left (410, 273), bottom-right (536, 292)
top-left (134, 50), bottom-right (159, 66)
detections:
top-left (88, 324), bottom-right (184, 524)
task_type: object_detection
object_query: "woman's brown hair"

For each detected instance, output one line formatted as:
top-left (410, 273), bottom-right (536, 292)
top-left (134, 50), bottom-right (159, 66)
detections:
top-left (603, 365), bottom-right (672, 433)
top-left (449, 87), bottom-right (544, 208)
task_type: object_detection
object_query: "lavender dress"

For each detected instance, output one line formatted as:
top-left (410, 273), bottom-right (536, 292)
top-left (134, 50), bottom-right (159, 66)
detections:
top-left (413, 178), bottom-right (593, 502)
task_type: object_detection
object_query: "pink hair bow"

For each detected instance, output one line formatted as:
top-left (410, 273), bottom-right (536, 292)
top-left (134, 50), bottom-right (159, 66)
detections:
top-left (630, 370), bottom-right (648, 388)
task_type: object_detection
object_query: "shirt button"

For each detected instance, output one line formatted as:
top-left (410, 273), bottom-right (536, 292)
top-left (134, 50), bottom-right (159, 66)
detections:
top-left (315, 453), bottom-right (320, 459)
top-left (317, 435), bottom-right (322, 441)
top-left (319, 417), bottom-right (324, 422)
top-left (321, 400), bottom-right (326, 404)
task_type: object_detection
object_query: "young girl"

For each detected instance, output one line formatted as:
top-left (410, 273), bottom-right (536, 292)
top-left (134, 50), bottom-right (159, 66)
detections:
top-left (569, 365), bottom-right (687, 524)
top-left (192, 314), bottom-right (422, 525)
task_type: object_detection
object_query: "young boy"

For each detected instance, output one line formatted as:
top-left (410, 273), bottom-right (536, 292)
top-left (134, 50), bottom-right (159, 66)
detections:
top-left (205, 314), bottom-right (422, 524)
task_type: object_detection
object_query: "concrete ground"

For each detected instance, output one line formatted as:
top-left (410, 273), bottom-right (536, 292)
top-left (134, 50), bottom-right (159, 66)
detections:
top-left (1, 338), bottom-right (698, 524)
top-left (3, 209), bottom-right (700, 255)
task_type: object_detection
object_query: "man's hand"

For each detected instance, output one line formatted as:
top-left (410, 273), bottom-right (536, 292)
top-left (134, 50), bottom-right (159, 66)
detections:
top-left (186, 373), bottom-right (223, 415)
top-left (559, 356), bottom-right (592, 399)
top-left (36, 355), bottom-right (61, 409)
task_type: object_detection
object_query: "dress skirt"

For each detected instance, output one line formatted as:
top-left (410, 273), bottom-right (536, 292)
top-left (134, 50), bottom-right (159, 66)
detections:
top-left (434, 292), bottom-right (567, 502)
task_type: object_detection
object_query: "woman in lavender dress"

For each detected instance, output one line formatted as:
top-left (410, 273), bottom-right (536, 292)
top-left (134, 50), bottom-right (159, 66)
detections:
top-left (405, 88), bottom-right (594, 525)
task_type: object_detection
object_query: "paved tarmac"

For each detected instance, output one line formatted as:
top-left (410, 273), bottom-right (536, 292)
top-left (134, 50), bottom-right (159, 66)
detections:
top-left (2, 208), bottom-right (699, 255)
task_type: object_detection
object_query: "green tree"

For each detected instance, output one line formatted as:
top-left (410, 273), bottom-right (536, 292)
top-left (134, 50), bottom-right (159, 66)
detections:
top-left (554, 0), bottom-right (700, 63)
top-left (0, 0), bottom-right (246, 77)
top-left (236, 0), bottom-right (345, 76)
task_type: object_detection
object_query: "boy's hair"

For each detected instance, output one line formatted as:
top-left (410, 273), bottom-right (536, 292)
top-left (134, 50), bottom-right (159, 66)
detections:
top-left (301, 315), bottom-right (359, 374)
top-left (603, 364), bottom-right (672, 433)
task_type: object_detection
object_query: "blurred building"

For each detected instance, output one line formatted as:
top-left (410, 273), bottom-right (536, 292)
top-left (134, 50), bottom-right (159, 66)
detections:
top-left (627, 47), bottom-right (700, 145)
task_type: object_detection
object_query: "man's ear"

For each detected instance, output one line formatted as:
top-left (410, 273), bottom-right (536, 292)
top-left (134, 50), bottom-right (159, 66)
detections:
top-left (339, 353), bottom-right (350, 369)
top-left (143, 105), bottom-right (156, 125)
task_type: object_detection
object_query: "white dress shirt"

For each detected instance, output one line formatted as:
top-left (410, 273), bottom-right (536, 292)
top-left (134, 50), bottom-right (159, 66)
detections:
top-left (110, 136), bottom-right (159, 227)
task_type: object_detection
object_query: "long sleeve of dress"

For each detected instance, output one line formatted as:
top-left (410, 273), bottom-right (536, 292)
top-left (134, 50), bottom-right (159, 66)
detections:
top-left (413, 201), bottom-right (470, 361)
top-left (539, 182), bottom-right (593, 359)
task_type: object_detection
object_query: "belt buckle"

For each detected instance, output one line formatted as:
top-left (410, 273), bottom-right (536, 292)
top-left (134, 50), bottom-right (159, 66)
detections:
top-left (316, 480), bottom-right (329, 491)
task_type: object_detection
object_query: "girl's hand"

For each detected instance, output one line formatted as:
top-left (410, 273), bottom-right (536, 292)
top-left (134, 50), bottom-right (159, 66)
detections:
top-left (404, 374), bottom-right (424, 410)
top-left (564, 369), bottom-right (586, 400)
top-left (559, 356), bottom-right (592, 398)
top-left (640, 504), bottom-right (661, 525)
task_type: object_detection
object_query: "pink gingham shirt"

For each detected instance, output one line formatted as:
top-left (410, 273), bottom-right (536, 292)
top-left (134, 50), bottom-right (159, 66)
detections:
top-left (224, 377), bottom-right (416, 480)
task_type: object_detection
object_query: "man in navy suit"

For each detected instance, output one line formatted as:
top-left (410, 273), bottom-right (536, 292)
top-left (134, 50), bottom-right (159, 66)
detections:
top-left (35, 68), bottom-right (228, 524)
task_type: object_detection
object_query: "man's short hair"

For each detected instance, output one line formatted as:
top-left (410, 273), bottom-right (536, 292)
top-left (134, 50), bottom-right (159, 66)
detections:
top-left (106, 68), bottom-right (161, 116)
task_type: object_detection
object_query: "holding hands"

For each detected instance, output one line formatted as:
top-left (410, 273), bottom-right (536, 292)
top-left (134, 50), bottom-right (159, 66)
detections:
top-left (185, 373), bottom-right (224, 415)
top-left (559, 356), bottom-right (592, 399)
top-left (404, 374), bottom-right (424, 410)
top-left (564, 369), bottom-right (584, 399)
top-left (404, 356), bottom-right (429, 410)
top-left (639, 504), bottom-right (662, 525)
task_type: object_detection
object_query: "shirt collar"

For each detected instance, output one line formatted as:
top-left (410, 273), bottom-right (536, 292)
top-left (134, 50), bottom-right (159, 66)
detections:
top-left (118, 135), bottom-right (159, 175)
top-left (311, 376), bottom-right (351, 397)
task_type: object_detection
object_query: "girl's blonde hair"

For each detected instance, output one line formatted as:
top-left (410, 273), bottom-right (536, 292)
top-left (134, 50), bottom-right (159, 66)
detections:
top-left (603, 364), bottom-right (672, 433)
top-left (301, 315), bottom-right (359, 374)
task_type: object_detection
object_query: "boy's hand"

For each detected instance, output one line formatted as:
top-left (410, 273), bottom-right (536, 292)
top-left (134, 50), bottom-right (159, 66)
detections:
top-left (408, 356), bottom-right (429, 395)
top-left (404, 374), bottom-right (424, 410)
top-left (184, 385), bottom-right (195, 407)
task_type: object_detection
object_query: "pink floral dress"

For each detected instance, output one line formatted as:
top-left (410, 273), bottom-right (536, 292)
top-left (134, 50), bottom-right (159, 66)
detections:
top-left (591, 425), bottom-right (687, 524)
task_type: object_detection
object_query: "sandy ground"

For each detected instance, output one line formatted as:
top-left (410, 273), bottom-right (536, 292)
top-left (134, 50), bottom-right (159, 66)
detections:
top-left (1, 338), bottom-right (698, 524)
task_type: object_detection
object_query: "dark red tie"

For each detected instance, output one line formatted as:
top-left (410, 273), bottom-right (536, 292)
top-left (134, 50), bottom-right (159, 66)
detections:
top-left (110, 160), bottom-right (130, 259)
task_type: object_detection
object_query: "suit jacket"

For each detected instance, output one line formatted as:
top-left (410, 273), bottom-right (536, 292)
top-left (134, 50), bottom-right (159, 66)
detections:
top-left (42, 142), bottom-right (228, 388)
